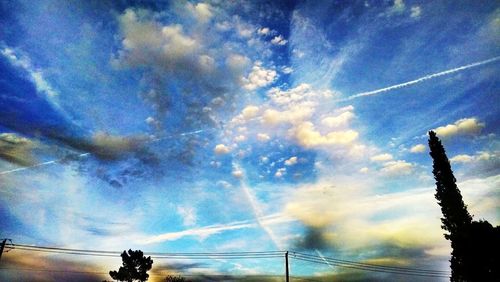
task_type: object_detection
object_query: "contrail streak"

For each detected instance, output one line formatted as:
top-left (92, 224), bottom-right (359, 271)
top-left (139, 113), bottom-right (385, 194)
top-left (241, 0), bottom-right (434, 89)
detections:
top-left (337, 56), bottom-right (500, 102)
top-left (235, 162), bottom-right (283, 250)
top-left (315, 249), bottom-right (335, 270)
top-left (0, 128), bottom-right (210, 175)
top-left (0, 153), bottom-right (90, 175)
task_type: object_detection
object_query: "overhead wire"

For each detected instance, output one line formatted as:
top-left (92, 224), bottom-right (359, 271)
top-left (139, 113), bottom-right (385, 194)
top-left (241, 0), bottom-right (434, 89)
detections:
top-left (291, 251), bottom-right (450, 274)
top-left (5, 243), bottom-right (452, 278)
top-left (8, 243), bottom-right (284, 259)
top-left (290, 252), bottom-right (450, 278)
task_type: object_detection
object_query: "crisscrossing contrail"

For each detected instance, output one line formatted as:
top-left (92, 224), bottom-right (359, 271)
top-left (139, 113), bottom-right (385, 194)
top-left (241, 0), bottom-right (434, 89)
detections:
top-left (337, 56), bottom-right (500, 102)
top-left (0, 129), bottom-right (210, 175)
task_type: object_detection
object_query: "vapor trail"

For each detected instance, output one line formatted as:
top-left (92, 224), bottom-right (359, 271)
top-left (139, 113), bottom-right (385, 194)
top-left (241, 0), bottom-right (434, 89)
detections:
top-left (315, 249), bottom-right (335, 270)
top-left (0, 153), bottom-right (90, 175)
top-left (338, 56), bottom-right (500, 102)
top-left (235, 163), bottom-right (283, 250)
top-left (0, 128), bottom-right (210, 175)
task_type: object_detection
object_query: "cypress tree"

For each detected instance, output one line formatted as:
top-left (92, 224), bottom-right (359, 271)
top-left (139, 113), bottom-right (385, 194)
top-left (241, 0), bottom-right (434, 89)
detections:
top-left (428, 131), bottom-right (472, 238)
top-left (428, 131), bottom-right (499, 281)
top-left (428, 131), bottom-right (471, 281)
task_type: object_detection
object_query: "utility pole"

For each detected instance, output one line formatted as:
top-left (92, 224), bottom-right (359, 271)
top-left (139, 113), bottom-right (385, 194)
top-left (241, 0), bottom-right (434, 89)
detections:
top-left (285, 251), bottom-right (289, 282)
top-left (0, 239), bottom-right (6, 262)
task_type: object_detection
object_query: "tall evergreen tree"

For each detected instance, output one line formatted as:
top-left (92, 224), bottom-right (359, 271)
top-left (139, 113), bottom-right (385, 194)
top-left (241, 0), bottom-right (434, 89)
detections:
top-left (428, 131), bottom-right (472, 238)
top-left (428, 131), bottom-right (499, 281)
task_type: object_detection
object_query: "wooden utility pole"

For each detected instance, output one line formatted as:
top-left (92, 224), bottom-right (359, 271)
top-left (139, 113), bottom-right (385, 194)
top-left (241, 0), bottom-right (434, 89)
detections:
top-left (285, 251), bottom-right (289, 282)
top-left (0, 239), bottom-right (7, 262)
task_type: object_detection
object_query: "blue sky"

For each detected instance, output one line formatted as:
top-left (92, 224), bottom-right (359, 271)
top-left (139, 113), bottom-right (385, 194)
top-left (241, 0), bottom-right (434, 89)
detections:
top-left (0, 0), bottom-right (499, 280)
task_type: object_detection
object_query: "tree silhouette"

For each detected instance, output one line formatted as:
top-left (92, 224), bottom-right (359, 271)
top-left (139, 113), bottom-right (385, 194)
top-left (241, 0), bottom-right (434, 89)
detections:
top-left (109, 249), bottom-right (153, 282)
top-left (428, 131), bottom-right (499, 281)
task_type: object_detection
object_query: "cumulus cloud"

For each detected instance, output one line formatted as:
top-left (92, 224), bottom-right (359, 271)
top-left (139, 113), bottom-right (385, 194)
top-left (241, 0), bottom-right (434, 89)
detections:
top-left (186, 2), bottom-right (213, 23)
top-left (262, 107), bottom-right (314, 126)
top-left (389, 0), bottom-right (406, 14)
top-left (241, 105), bottom-right (260, 120)
top-left (214, 144), bottom-right (231, 155)
top-left (371, 153), bottom-right (393, 162)
top-left (257, 27), bottom-right (271, 36)
top-left (275, 167), bottom-right (286, 178)
top-left (321, 111), bottom-right (355, 128)
top-left (450, 154), bottom-right (474, 164)
top-left (267, 83), bottom-right (333, 106)
top-left (113, 8), bottom-right (265, 135)
top-left (292, 122), bottom-right (359, 148)
top-left (433, 118), bottom-right (485, 138)
top-left (450, 151), bottom-right (498, 165)
top-left (226, 53), bottom-right (250, 73)
top-left (410, 6), bottom-right (422, 18)
top-left (380, 160), bottom-right (413, 175)
top-left (281, 66), bottom-right (293, 74)
top-left (232, 169), bottom-right (243, 178)
top-left (270, 35), bottom-right (288, 46)
top-left (241, 61), bottom-right (277, 91)
top-left (284, 156), bottom-right (298, 166)
top-left (257, 133), bottom-right (271, 142)
top-left (410, 144), bottom-right (426, 153)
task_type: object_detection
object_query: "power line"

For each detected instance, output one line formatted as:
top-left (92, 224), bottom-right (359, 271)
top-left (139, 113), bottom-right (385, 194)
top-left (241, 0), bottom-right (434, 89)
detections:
top-left (291, 251), bottom-right (450, 274)
top-left (9, 244), bottom-right (284, 259)
top-left (291, 255), bottom-right (450, 278)
top-left (5, 243), bottom-right (452, 278)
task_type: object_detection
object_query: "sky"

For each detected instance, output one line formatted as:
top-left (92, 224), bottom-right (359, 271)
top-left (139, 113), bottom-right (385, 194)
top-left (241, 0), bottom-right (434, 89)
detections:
top-left (0, 0), bottom-right (499, 281)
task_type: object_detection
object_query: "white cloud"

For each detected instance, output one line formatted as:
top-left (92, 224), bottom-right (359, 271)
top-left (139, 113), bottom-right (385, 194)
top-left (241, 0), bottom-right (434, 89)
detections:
top-left (321, 111), bottom-right (355, 128)
top-left (284, 156), bottom-right (298, 166)
top-left (232, 169), bottom-right (244, 178)
top-left (214, 144), bottom-right (231, 154)
top-left (242, 62), bottom-right (277, 90)
top-left (359, 167), bottom-right (369, 173)
top-left (380, 160), bottom-right (413, 175)
top-left (234, 135), bottom-right (246, 142)
top-left (267, 83), bottom-right (333, 106)
top-left (241, 105), bottom-right (260, 120)
top-left (177, 206), bottom-right (197, 226)
top-left (390, 0), bottom-right (406, 14)
top-left (410, 144), bottom-right (426, 153)
top-left (271, 35), bottom-right (288, 46)
top-left (370, 153), bottom-right (394, 162)
top-left (257, 133), bottom-right (271, 142)
top-left (281, 66), bottom-right (294, 74)
top-left (234, 17), bottom-right (254, 38)
top-left (275, 168), bottom-right (286, 178)
top-left (262, 107), bottom-right (314, 126)
top-left (450, 151), bottom-right (497, 164)
top-left (450, 154), bottom-right (474, 164)
top-left (161, 24), bottom-right (198, 58)
top-left (226, 53), bottom-right (250, 73)
top-left (410, 6), bottom-right (422, 18)
top-left (1, 47), bottom-right (59, 99)
top-left (116, 9), bottom-right (204, 71)
top-left (257, 27), bottom-right (271, 36)
top-left (198, 54), bottom-right (215, 72)
top-left (292, 122), bottom-right (359, 148)
top-left (186, 2), bottom-right (213, 23)
top-left (434, 118), bottom-right (485, 138)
